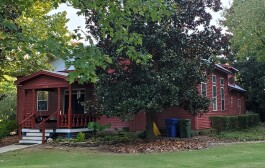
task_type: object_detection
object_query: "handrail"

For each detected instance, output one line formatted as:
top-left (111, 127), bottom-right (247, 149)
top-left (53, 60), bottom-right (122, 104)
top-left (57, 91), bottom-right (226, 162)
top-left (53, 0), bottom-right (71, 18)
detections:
top-left (40, 111), bottom-right (58, 144)
top-left (18, 112), bottom-right (37, 140)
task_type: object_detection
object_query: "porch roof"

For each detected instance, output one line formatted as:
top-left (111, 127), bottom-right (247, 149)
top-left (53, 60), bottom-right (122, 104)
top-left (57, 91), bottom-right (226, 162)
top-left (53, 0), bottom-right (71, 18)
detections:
top-left (16, 70), bottom-right (68, 85)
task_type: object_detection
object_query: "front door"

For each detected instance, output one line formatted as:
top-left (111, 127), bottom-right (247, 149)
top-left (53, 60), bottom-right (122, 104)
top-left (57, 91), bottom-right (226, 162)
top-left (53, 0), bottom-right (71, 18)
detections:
top-left (64, 89), bottom-right (85, 114)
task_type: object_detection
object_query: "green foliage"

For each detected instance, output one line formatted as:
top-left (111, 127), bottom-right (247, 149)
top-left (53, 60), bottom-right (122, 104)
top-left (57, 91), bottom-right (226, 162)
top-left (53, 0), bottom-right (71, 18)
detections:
top-left (0, 0), bottom-right (71, 80)
top-left (224, 0), bottom-right (265, 61)
top-left (235, 59), bottom-right (265, 121)
top-left (76, 132), bottom-right (85, 142)
top-left (210, 114), bottom-right (260, 134)
top-left (87, 122), bottom-right (111, 132)
top-left (0, 92), bottom-right (16, 121)
top-left (0, 120), bottom-right (17, 138)
top-left (215, 125), bottom-right (265, 141)
top-left (0, 77), bottom-right (16, 121)
top-left (67, 0), bottom-right (229, 141)
top-left (92, 131), bottom-right (138, 144)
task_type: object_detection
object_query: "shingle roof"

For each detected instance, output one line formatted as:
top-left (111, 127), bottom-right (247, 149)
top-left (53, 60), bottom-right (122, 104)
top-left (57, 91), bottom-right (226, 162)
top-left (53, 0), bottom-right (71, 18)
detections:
top-left (215, 64), bottom-right (232, 74)
top-left (50, 59), bottom-right (75, 72)
top-left (43, 70), bottom-right (68, 76)
top-left (228, 84), bottom-right (246, 92)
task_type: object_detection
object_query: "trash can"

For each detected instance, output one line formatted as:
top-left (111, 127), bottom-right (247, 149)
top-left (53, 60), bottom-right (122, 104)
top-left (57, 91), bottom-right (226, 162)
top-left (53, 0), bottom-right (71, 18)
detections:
top-left (165, 118), bottom-right (178, 137)
top-left (179, 119), bottom-right (191, 138)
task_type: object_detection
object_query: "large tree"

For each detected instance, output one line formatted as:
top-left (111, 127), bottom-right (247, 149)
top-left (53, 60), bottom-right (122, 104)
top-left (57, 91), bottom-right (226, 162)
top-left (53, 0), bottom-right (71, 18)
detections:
top-left (235, 58), bottom-right (265, 121)
top-left (67, 0), bottom-right (230, 141)
top-left (0, 0), bottom-right (71, 80)
top-left (223, 0), bottom-right (265, 61)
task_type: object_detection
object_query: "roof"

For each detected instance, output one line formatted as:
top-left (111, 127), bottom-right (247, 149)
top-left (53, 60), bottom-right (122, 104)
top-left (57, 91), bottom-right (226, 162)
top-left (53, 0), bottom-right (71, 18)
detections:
top-left (228, 84), bottom-right (246, 92)
top-left (215, 64), bottom-right (232, 74)
top-left (16, 70), bottom-right (68, 84)
top-left (219, 64), bottom-right (239, 72)
top-left (50, 59), bottom-right (75, 72)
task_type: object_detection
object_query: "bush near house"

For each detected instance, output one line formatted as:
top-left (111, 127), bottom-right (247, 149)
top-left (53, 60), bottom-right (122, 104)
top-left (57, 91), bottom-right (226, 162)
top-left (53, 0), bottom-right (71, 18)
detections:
top-left (0, 120), bottom-right (17, 138)
top-left (210, 114), bottom-right (260, 134)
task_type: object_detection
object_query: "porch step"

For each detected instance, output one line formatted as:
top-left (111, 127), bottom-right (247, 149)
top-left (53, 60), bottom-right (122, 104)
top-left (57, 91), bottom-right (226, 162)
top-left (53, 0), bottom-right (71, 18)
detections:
top-left (19, 139), bottom-right (42, 144)
top-left (20, 129), bottom-right (52, 144)
top-left (22, 136), bottom-right (44, 141)
top-left (22, 129), bottom-right (55, 133)
top-left (26, 132), bottom-right (50, 137)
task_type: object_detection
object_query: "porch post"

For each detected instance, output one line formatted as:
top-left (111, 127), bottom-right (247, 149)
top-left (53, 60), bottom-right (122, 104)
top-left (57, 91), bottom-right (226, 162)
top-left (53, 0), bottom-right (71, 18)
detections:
top-left (57, 87), bottom-right (61, 128)
top-left (32, 89), bottom-right (36, 128)
top-left (68, 86), bottom-right (72, 128)
top-left (22, 89), bottom-right (26, 119)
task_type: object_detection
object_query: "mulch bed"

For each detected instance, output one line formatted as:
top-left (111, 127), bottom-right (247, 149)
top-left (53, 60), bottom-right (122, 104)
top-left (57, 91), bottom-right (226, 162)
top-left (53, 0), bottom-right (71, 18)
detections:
top-left (0, 135), bottom-right (19, 147)
top-left (50, 136), bottom-right (233, 153)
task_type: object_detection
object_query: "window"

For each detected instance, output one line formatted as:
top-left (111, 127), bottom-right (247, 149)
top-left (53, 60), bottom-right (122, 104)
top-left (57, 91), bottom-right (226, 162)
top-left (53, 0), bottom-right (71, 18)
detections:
top-left (201, 83), bottom-right (207, 97)
top-left (212, 75), bottom-right (216, 84)
top-left (238, 99), bottom-right (242, 114)
top-left (220, 78), bottom-right (224, 86)
top-left (37, 91), bottom-right (48, 111)
top-left (231, 97), bottom-right (233, 107)
top-left (221, 87), bottom-right (225, 111)
top-left (212, 85), bottom-right (217, 111)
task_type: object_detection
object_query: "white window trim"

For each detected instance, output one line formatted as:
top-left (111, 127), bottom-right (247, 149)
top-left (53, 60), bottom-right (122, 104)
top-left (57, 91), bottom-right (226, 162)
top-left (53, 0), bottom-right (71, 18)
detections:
top-left (201, 82), bottom-right (207, 97)
top-left (220, 78), bottom-right (224, 86)
top-left (238, 99), bottom-right (242, 114)
top-left (220, 87), bottom-right (225, 111)
top-left (37, 91), bottom-right (48, 111)
top-left (212, 85), bottom-right (217, 111)
top-left (212, 75), bottom-right (216, 84)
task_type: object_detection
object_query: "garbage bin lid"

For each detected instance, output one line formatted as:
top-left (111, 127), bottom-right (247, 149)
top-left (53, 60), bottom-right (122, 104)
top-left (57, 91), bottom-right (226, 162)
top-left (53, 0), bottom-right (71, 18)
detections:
top-left (166, 118), bottom-right (178, 121)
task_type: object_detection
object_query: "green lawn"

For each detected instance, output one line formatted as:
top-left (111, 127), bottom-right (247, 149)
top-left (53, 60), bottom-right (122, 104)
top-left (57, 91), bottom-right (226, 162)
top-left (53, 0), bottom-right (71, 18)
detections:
top-left (1, 142), bottom-right (265, 168)
top-left (214, 125), bottom-right (265, 141)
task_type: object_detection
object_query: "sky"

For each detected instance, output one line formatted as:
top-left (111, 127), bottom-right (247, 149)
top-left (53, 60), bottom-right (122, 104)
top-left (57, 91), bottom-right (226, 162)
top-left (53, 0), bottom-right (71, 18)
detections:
top-left (50, 0), bottom-right (233, 36)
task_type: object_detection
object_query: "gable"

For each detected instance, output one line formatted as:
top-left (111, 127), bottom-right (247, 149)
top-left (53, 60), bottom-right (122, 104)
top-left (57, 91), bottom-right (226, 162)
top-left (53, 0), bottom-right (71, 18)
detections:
top-left (16, 71), bottom-right (69, 88)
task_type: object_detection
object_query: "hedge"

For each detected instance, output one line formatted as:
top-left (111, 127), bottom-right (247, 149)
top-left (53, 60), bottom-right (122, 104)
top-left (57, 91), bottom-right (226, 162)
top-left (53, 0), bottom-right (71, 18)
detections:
top-left (209, 114), bottom-right (260, 134)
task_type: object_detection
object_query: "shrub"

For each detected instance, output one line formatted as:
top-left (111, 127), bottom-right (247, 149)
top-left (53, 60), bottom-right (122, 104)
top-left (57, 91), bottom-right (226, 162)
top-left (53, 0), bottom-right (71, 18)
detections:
top-left (87, 122), bottom-right (111, 137)
top-left (210, 114), bottom-right (260, 134)
top-left (0, 120), bottom-right (17, 138)
top-left (0, 92), bottom-right (16, 121)
top-left (238, 115), bottom-right (248, 129)
top-left (76, 132), bottom-right (85, 142)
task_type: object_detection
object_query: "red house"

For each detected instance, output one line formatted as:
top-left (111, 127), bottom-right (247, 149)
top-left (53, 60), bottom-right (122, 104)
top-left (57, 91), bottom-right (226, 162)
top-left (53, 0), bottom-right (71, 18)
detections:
top-left (16, 59), bottom-right (246, 144)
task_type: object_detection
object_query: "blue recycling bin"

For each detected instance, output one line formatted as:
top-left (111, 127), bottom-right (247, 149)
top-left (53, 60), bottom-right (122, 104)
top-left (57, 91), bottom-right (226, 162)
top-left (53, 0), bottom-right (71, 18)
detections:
top-left (165, 118), bottom-right (178, 137)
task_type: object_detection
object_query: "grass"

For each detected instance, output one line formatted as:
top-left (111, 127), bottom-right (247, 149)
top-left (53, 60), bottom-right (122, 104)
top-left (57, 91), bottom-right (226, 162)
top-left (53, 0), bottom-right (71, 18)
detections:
top-left (1, 142), bottom-right (265, 168)
top-left (214, 125), bottom-right (265, 141)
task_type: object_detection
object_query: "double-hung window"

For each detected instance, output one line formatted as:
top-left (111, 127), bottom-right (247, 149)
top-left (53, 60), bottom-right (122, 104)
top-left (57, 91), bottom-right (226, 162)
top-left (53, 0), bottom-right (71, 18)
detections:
top-left (212, 75), bottom-right (217, 111)
top-left (201, 82), bottom-right (207, 97)
top-left (37, 91), bottom-right (48, 111)
top-left (220, 78), bottom-right (225, 111)
top-left (220, 87), bottom-right (225, 111)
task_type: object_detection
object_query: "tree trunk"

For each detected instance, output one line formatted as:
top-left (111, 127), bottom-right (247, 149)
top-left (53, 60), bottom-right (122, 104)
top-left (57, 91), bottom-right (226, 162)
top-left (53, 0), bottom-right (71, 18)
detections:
top-left (145, 111), bottom-right (155, 142)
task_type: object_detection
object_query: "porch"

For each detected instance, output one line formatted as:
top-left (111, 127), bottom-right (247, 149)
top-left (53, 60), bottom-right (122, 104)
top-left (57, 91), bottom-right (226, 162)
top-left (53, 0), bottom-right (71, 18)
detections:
top-left (16, 71), bottom-right (98, 143)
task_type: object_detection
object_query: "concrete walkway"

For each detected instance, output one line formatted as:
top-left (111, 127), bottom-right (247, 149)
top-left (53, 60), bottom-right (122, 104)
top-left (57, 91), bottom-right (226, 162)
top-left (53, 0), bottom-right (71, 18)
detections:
top-left (0, 144), bottom-right (38, 154)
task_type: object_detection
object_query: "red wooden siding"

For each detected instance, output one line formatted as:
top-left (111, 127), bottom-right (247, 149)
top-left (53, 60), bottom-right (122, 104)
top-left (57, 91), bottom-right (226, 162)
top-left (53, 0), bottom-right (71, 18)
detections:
top-left (20, 75), bottom-right (69, 89)
top-left (16, 65), bottom-right (246, 131)
top-left (97, 112), bottom-right (146, 131)
top-left (155, 107), bottom-right (196, 130)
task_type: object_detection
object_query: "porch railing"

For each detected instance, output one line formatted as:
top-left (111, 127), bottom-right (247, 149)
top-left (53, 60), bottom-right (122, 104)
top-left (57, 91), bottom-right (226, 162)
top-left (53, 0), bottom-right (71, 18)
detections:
top-left (39, 111), bottom-right (57, 144)
top-left (59, 114), bottom-right (97, 128)
top-left (18, 112), bottom-right (37, 140)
